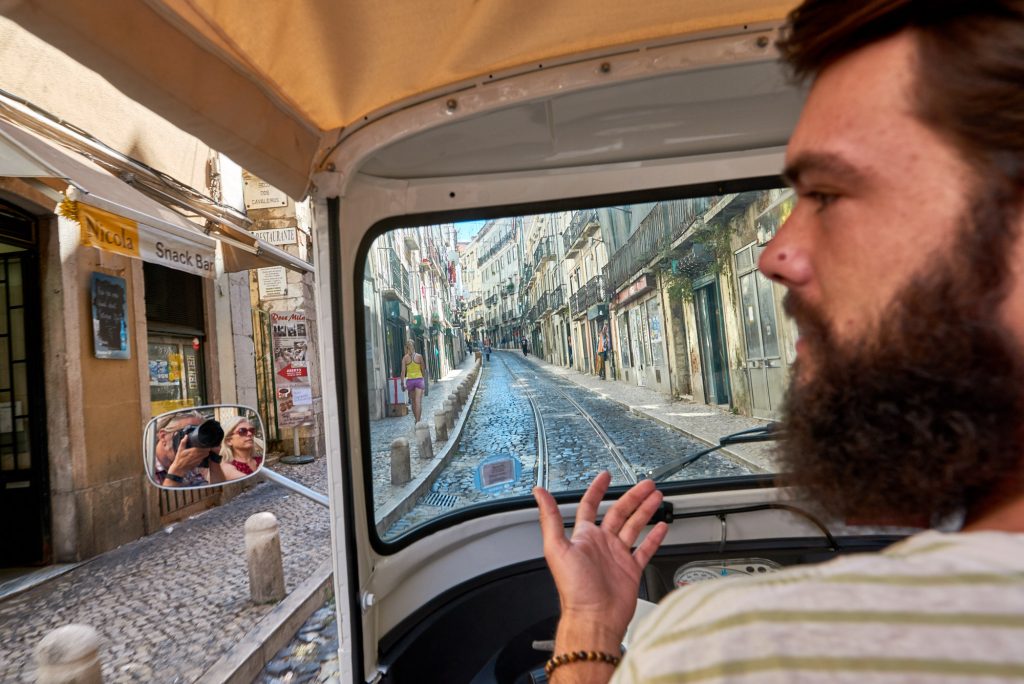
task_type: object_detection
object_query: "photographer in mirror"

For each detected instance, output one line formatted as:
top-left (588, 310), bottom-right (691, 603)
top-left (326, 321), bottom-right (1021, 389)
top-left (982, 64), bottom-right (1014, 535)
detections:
top-left (152, 411), bottom-right (222, 487)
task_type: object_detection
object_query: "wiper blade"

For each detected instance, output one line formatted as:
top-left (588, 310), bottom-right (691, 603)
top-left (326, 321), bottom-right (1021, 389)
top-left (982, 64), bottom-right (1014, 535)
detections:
top-left (646, 422), bottom-right (781, 482)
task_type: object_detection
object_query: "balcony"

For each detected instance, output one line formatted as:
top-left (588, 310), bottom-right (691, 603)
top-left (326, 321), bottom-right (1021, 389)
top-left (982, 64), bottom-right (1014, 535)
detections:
top-left (477, 229), bottom-right (516, 267)
top-left (550, 285), bottom-right (565, 311)
top-left (563, 209), bottom-right (599, 258)
top-left (382, 248), bottom-right (411, 302)
top-left (533, 237), bottom-right (555, 270)
top-left (485, 294), bottom-right (498, 307)
top-left (605, 197), bottom-right (726, 293)
top-left (573, 274), bottom-right (607, 314)
top-left (537, 291), bottom-right (550, 316)
top-left (569, 289), bottom-right (583, 318)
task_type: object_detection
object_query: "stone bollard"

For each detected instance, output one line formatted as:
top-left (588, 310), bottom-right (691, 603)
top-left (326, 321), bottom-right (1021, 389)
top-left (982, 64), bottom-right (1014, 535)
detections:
top-left (435, 411), bottom-right (449, 441)
top-left (390, 438), bottom-right (411, 485)
top-left (36, 624), bottom-right (103, 684)
top-left (415, 422), bottom-right (434, 460)
top-left (246, 512), bottom-right (286, 604)
top-left (458, 382), bottom-right (467, 403)
top-left (448, 394), bottom-right (460, 416)
top-left (443, 402), bottom-right (455, 431)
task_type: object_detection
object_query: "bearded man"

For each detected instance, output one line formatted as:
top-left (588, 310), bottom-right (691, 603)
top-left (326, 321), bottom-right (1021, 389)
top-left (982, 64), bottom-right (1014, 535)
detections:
top-left (534, 1), bottom-right (1024, 682)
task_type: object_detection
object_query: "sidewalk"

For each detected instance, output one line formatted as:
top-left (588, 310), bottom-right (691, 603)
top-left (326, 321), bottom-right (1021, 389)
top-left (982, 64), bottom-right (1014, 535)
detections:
top-left (0, 457), bottom-right (333, 683)
top-left (368, 356), bottom-right (477, 517)
top-left (515, 351), bottom-right (777, 473)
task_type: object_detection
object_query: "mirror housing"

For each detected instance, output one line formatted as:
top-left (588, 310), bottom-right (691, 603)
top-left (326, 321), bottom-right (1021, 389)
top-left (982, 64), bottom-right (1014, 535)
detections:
top-left (144, 405), bottom-right (266, 490)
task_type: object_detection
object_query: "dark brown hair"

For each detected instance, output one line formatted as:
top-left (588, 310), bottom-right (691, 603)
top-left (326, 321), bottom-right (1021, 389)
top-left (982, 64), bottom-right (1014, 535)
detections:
top-left (778, 0), bottom-right (1024, 191)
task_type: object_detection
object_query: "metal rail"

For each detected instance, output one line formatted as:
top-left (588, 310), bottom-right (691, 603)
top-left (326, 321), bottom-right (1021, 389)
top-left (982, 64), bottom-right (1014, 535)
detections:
top-left (500, 354), bottom-right (636, 486)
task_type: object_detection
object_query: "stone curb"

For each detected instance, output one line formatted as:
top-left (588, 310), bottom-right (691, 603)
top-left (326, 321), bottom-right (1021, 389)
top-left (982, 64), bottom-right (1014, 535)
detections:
top-left (515, 354), bottom-right (771, 475)
top-left (374, 365), bottom-right (483, 535)
top-left (195, 560), bottom-right (334, 684)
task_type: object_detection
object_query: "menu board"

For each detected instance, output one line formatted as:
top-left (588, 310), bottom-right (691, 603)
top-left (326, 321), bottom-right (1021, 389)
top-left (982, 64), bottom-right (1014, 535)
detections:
top-left (272, 311), bottom-right (313, 426)
top-left (91, 272), bottom-right (130, 359)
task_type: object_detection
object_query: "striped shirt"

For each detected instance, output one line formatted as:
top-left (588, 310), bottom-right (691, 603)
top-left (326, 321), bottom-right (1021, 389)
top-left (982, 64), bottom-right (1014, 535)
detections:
top-left (614, 530), bottom-right (1024, 683)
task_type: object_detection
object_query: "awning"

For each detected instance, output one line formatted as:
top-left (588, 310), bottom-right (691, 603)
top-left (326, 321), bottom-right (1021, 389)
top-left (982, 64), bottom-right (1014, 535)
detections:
top-left (0, 119), bottom-right (312, 275)
top-left (3, 0), bottom-right (799, 199)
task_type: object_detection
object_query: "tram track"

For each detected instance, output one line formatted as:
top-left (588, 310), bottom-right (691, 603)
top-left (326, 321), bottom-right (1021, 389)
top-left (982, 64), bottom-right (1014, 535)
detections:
top-left (499, 353), bottom-right (637, 487)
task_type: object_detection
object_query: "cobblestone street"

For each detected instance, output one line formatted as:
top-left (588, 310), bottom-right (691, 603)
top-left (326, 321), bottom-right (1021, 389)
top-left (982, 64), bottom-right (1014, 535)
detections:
top-left (0, 459), bottom-right (331, 683)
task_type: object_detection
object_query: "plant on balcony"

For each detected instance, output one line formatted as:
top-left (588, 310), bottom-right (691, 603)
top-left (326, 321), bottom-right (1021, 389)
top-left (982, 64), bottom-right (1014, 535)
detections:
top-left (661, 218), bottom-right (737, 302)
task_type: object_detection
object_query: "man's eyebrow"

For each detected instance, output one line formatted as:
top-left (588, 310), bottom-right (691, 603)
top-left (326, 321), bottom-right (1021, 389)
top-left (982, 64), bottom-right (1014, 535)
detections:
top-left (782, 152), bottom-right (868, 188)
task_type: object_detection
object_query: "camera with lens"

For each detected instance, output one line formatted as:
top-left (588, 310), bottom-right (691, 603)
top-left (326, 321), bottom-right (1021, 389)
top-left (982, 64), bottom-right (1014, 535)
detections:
top-left (172, 419), bottom-right (225, 464)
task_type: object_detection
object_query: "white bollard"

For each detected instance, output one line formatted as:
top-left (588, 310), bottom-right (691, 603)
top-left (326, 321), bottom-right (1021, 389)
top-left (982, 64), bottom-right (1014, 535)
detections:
top-left (36, 624), bottom-right (103, 684)
top-left (245, 512), bottom-right (286, 604)
top-left (390, 438), bottom-right (411, 485)
top-left (434, 411), bottom-right (449, 442)
top-left (448, 393), bottom-right (460, 416)
top-left (415, 422), bottom-right (433, 460)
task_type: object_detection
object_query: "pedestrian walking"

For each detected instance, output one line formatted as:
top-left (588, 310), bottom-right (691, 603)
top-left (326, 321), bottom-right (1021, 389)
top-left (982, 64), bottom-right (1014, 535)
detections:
top-left (401, 339), bottom-right (426, 423)
top-left (521, 338), bottom-right (529, 357)
top-left (596, 322), bottom-right (610, 380)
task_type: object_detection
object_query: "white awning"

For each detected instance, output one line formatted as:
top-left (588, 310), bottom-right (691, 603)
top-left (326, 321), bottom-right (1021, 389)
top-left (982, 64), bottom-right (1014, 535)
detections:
top-left (0, 118), bottom-right (312, 276)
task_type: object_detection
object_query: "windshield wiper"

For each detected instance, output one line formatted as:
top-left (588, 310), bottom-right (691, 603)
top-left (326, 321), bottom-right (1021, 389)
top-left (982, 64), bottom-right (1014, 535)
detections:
top-left (645, 423), bottom-right (781, 482)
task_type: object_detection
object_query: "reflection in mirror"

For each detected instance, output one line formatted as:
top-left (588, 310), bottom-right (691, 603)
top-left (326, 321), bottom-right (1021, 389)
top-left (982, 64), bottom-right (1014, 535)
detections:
top-left (144, 405), bottom-right (265, 490)
top-left (364, 190), bottom-right (792, 542)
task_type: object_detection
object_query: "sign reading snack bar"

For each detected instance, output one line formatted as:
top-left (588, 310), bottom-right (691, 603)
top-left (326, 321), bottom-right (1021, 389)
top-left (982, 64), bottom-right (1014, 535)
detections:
top-left (75, 202), bottom-right (215, 278)
top-left (271, 310), bottom-right (313, 427)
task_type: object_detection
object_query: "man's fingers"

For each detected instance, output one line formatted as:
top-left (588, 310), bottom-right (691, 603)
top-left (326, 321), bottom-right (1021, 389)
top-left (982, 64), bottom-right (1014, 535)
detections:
top-left (633, 521), bottom-right (668, 569)
top-left (601, 478), bottom-right (656, 536)
top-left (618, 487), bottom-right (664, 547)
top-left (533, 487), bottom-right (569, 555)
top-left (575, 471), bottom-right (611, 526)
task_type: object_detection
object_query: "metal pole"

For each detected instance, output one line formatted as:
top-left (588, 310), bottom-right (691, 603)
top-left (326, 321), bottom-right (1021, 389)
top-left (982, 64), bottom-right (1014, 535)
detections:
top-left (260, 467), bottom-right (329, 508)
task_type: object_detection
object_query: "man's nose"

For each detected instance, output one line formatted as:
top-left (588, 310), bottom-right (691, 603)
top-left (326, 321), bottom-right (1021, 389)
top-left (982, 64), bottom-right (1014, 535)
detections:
top-left (758, 212), bottom-right (813, 288)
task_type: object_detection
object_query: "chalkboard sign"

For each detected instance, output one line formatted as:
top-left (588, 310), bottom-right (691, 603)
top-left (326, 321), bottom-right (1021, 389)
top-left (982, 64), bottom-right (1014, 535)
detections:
top-left (91, 272), bottom-right (130, 359)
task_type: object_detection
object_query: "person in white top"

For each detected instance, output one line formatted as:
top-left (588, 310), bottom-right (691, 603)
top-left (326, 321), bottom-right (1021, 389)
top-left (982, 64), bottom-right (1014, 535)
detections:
top-left (534, 1), bottom-right (1024, 681)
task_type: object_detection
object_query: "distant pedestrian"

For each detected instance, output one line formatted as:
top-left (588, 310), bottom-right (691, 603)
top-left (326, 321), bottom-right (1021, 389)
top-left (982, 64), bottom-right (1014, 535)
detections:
top-left (596, 322), bottom-right (610, 380)
top-left (485, 343), bottom-right (491, 362)
top-left (567, 338), bottom-right (574, 368)
top-left (521, 338), bottom-right (529, 357)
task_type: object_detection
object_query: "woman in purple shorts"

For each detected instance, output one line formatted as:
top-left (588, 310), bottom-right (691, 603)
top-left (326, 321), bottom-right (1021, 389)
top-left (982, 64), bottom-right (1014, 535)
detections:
top-left (401, 339), bottom-right (426, 423)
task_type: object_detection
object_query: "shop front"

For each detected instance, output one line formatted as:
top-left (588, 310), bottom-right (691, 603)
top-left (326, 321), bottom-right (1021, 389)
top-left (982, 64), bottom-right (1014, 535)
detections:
top-left (612, 274), bottom-right (669, 393)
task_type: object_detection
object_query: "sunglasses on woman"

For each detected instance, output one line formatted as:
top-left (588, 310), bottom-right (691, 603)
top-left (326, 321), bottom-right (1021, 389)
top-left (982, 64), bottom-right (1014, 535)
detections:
top-left (235, 427), bottom-right (255, 437)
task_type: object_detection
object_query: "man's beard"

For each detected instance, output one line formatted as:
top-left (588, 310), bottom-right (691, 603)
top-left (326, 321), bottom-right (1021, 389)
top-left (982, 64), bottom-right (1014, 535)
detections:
top-left (777, 193), bottom-right (1024, 526)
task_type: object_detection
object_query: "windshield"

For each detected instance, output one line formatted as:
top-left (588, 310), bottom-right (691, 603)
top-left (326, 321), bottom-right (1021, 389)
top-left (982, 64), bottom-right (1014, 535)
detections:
top-left (362, 187), bottom-right (793, 542)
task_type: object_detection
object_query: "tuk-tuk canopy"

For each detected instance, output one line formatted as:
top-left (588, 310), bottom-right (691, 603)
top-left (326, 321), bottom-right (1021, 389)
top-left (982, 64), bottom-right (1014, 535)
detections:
top-left (4, 0), bottom-right (797, 199)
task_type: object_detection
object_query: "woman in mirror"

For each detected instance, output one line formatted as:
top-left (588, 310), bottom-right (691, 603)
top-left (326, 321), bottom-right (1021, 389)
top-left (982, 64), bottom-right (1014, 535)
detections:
top-left (219, 415), bottom-right (264, 481)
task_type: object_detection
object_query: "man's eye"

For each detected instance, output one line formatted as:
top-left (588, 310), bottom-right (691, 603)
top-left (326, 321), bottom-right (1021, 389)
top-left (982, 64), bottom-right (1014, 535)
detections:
top-left (805, 191), bottom-right (838, 210)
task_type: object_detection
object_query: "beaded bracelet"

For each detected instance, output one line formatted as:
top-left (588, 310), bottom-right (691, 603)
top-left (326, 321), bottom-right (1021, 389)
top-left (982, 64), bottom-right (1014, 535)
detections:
top-left (544, 650), bottom-right (621, 675)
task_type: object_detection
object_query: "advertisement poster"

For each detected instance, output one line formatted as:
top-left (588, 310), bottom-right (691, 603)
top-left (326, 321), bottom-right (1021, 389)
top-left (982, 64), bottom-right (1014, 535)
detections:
top-left (272, 311), bottom-right (313, 426)
top-left (91, 272), bottom-right (130, 359)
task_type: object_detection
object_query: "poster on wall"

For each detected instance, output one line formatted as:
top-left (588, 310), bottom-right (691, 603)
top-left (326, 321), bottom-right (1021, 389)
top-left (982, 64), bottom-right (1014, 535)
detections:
top-left (271, 310), bottom-right (313, 426)
top-left (91, 272), bottom-right (130, 359)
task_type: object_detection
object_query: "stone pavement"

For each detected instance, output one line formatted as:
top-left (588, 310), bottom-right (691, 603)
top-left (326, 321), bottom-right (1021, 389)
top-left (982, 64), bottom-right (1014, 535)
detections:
top-left (509, 350), bottom-right (778, 473)
top-left (367, 357), bottom-right (477, 517)
top-left (0, 458), bottom-right (332, 684)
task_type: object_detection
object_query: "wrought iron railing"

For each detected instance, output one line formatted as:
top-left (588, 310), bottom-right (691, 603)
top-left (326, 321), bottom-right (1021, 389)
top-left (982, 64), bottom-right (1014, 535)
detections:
top-left (605, 197), bottom-right (716, 292)
top-left (550, 285), bottom-right (565, 311)
top-left (477, 229), bottom-right (516, 266)
top-left (533, 237), bottom-right (554, 269)
top-left (537, 291), bottom-right (550, 315)
top-left (563, 209), bottom-right (599, 253)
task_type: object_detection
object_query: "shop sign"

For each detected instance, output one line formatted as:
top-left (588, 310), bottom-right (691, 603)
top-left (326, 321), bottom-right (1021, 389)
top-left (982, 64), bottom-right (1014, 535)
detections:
top-left (140, 232), bottom-right (215, 279)
top-left (587, 303), bottom-right (608, 320)
top-left (252, 227), bottom-right (298, 245)
top-left (243, 176), bottom-right (289, 209)
top-left (614, 273), bottom-right (655, 307)
top-left (78, 203), bottom-right (140, 259)
top-left (258, 266), bottom-right (288, 298)
top-left (90, 272), bottom-right (130, 359)
top-left (271, 310), bottom-right (313, 427)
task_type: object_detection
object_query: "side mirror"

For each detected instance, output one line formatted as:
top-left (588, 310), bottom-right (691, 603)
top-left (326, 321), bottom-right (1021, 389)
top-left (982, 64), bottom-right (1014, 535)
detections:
top-left (144, 405), bottom-right (266, 489)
